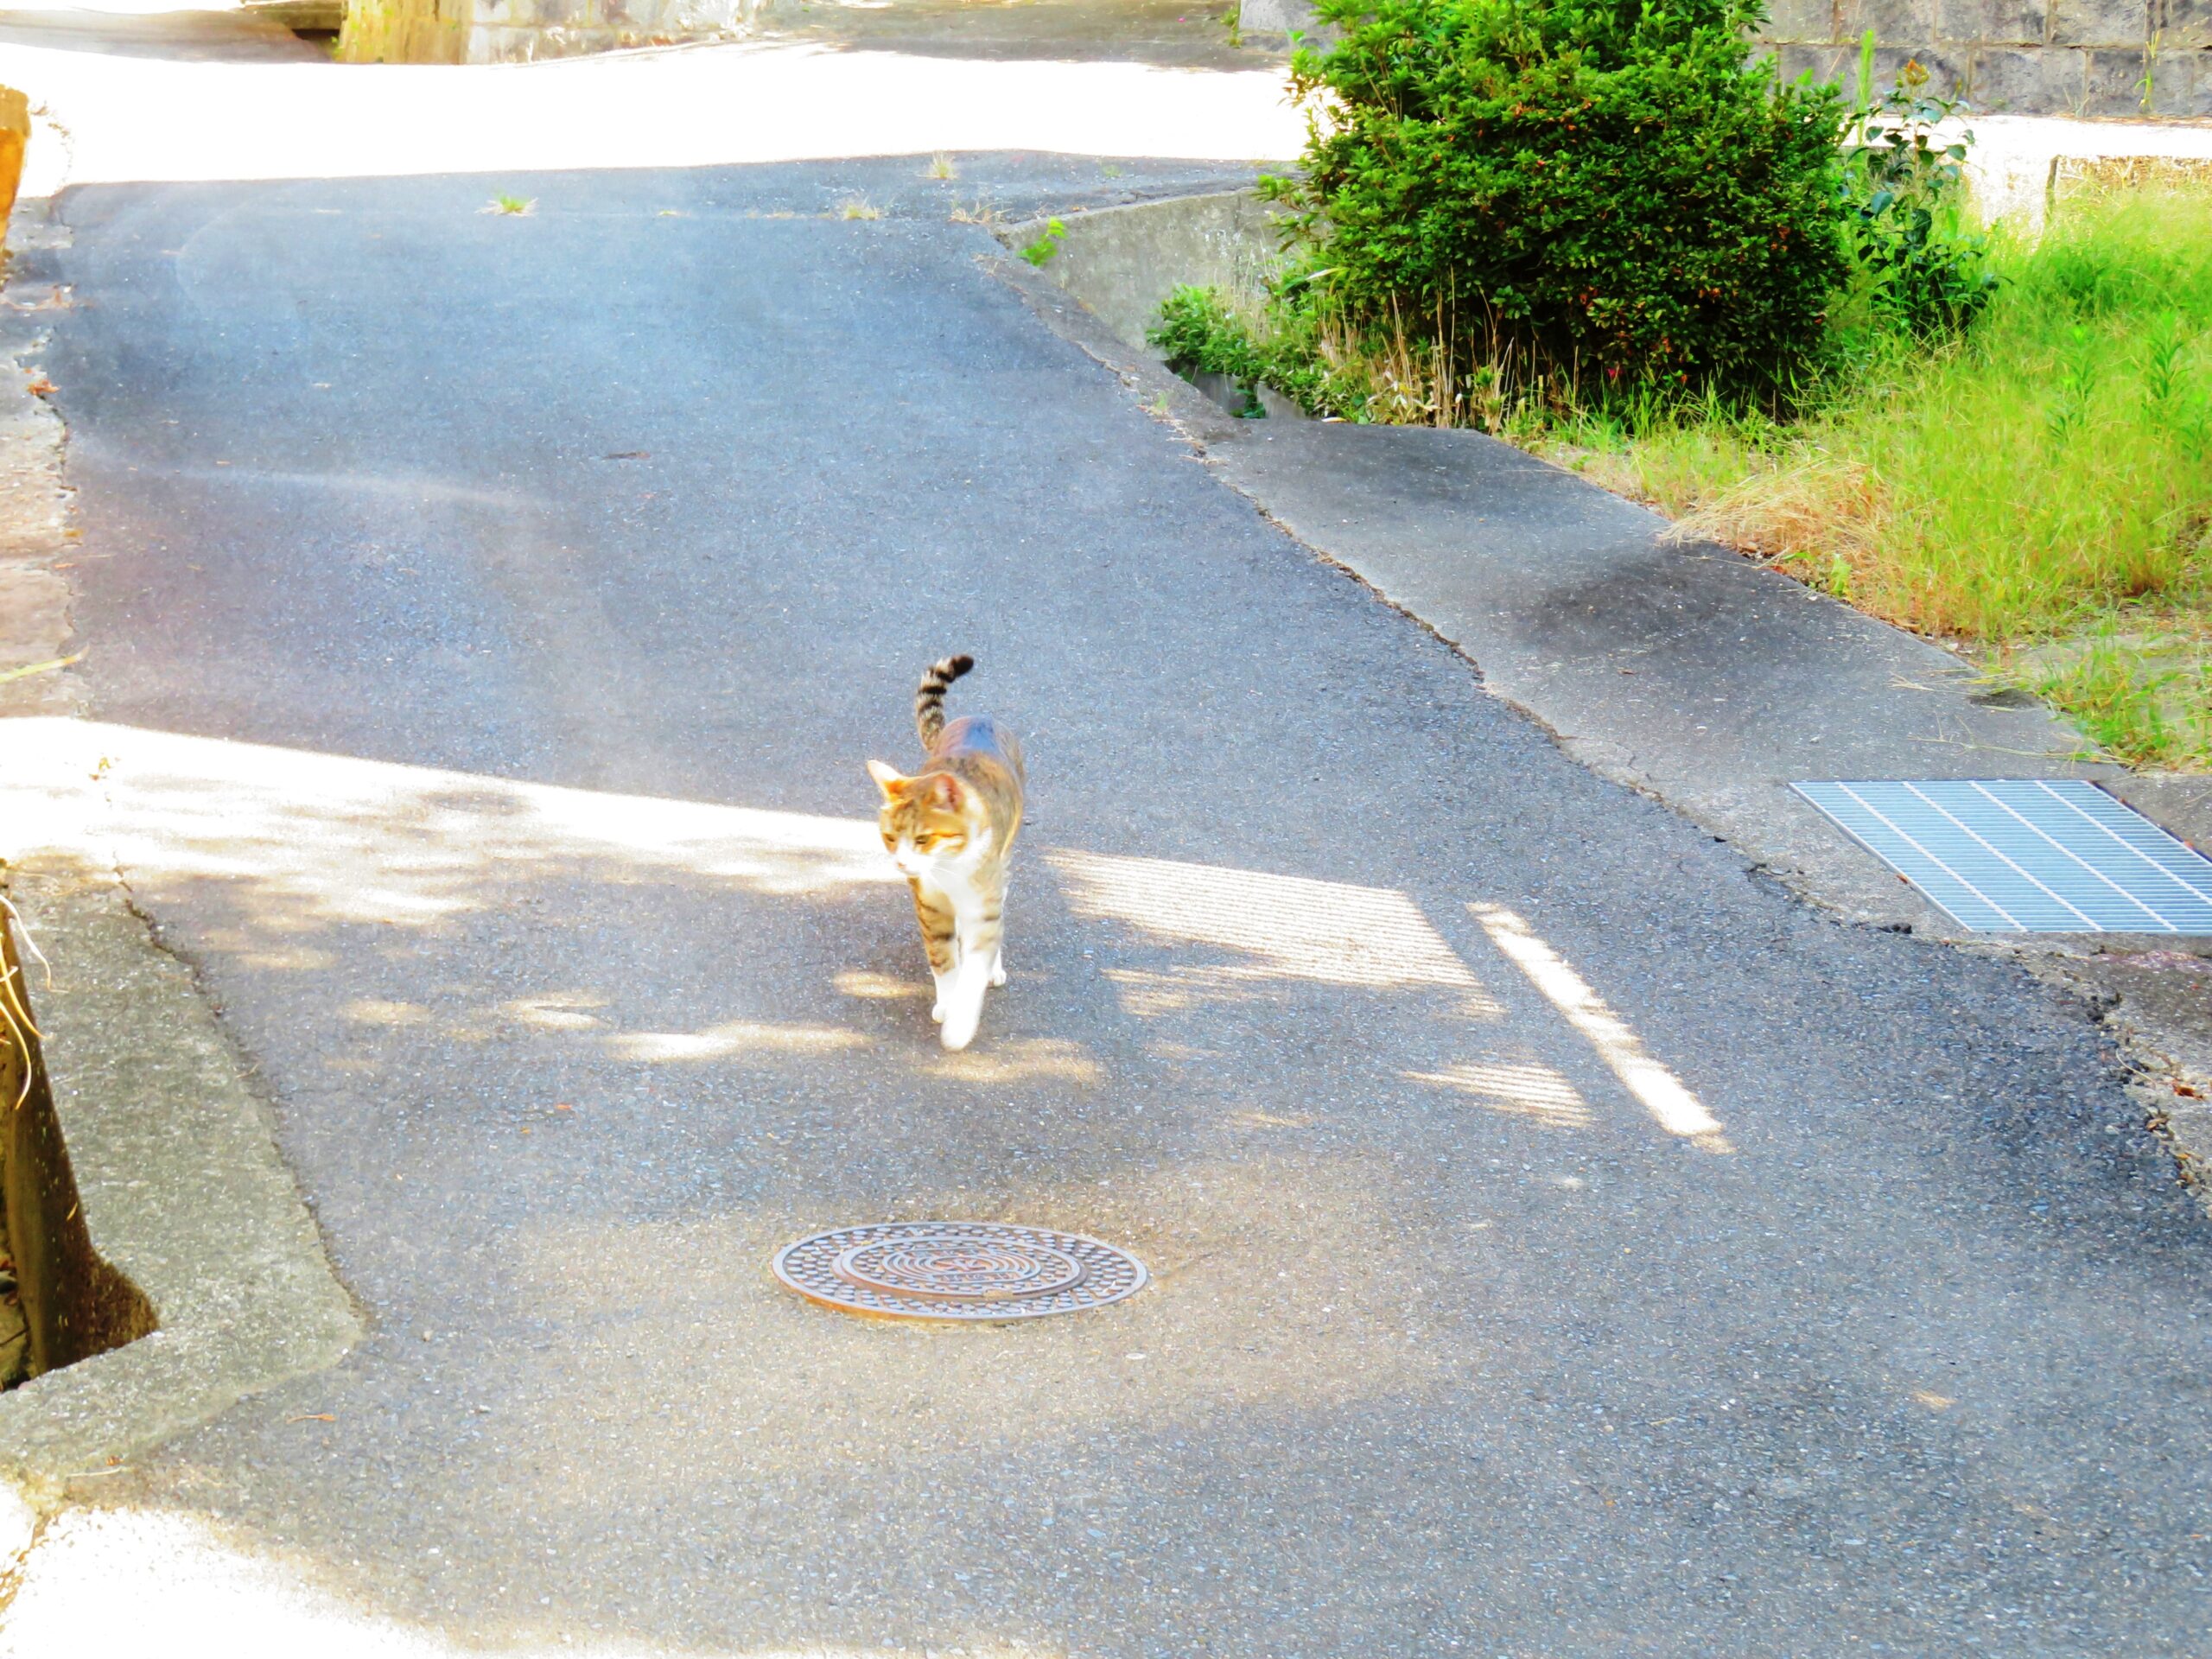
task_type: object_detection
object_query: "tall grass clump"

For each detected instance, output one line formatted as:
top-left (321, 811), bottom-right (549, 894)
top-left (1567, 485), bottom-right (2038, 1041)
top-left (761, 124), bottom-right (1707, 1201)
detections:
top-left (1610, 184), bottom-right (2212, 761)
top-left (1651, 188), bottom-right (2212, 636)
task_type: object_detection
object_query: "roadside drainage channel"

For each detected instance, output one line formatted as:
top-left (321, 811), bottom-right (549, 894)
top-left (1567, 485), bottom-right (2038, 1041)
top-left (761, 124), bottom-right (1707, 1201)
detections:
top-left (0, 857), bottom-right (363, 1508)
top-left (0, 902), bottom-right (153, 1392)
top-left (989, 191), bottom-right (2212, 1212)
top-left (0, 190), bottom-right (360, 1515)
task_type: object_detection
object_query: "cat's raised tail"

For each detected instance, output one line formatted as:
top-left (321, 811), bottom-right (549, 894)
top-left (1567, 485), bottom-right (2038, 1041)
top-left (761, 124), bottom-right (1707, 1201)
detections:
top-left (915, 654), bottom-right (975, 747)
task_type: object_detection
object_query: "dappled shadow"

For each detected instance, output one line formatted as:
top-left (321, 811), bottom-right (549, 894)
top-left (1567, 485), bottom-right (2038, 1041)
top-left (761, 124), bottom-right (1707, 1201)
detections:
top-left (0, 717), bottom-right (899, 928)
top-left (0, 716), bottom-right (1727, 1155)
top-left (3, 721), bottom-right (2201, 1655)
top-left (0, 715), bottom-right (1764, 1650)
top-left (1048, 848), bottom-right (1503, 1008)
top-left (1403, 1058), bottom-right (1592, 1130)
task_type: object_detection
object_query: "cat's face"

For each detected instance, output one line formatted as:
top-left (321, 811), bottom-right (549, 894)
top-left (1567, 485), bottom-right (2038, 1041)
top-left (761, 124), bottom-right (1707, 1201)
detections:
top-left (868, 762), bottom-right (988, 877)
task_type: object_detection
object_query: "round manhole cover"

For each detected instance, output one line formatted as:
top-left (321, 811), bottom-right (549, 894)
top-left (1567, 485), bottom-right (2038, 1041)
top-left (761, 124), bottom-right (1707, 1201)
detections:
top-left (772, 1221), bottom-right (1147, 1321)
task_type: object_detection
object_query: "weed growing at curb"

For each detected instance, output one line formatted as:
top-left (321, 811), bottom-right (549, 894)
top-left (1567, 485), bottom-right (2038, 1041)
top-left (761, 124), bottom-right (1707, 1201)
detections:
top-left (484, 194), bottom-right (535, 216)
top-left (1021, 219), bottom-right (1068, 266)
top-left (837, 194), bottom-right (883, 221)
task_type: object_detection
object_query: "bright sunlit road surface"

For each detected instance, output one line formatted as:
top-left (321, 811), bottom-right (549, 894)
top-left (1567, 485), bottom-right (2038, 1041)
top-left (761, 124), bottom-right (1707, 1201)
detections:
top-left (0, 4), bottom-right (1304, 192)
top-left (0, 10), bottom-right (2207, 1656)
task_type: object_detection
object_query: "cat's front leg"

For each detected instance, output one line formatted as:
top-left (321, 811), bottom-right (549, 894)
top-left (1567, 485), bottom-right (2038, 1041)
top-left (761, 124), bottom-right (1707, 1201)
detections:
top-left (908, 878), bottom-right (957, 1023)
top-left (940, 904), bottom-right (1003, 1052)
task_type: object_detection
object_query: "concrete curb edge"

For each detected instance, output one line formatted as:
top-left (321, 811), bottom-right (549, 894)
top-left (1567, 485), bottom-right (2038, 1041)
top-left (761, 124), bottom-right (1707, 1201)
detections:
top-left (0, 182), bottom-right (361, 1505)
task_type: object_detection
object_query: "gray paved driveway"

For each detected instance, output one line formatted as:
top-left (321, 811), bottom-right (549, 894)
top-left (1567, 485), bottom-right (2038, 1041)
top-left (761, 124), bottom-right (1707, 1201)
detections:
top-left (16, 156), bottom-right (2212, 1654)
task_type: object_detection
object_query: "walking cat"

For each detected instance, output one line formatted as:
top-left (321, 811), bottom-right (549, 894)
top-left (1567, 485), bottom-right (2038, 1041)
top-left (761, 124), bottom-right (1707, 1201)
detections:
top-left (867, 655), bottom-right (1025, 1051)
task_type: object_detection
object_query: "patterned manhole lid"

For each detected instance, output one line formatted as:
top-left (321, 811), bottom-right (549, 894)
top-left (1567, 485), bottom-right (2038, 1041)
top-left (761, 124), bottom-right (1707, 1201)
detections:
top-left (772, 1221), bottom-right (1147, 1321)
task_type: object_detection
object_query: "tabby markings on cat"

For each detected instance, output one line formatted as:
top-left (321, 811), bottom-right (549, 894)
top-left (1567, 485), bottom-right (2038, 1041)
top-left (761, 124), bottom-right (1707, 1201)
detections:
top-left (867, 655), bottom-right (1026, 1052)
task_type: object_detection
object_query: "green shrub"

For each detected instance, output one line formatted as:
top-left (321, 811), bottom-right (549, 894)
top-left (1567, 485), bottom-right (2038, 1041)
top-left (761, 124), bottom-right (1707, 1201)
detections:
top-left (1268, 0), bottom-right (1848, 403)
top-left (1151, 287), bottom-right (1268, 387)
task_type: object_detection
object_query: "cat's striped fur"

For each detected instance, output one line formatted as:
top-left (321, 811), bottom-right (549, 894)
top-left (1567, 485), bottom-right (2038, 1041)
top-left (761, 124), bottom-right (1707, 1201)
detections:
top-left (868, 655), bottom-right (1026, 1051)
top-left (914, 653), bottom-right (968, 746)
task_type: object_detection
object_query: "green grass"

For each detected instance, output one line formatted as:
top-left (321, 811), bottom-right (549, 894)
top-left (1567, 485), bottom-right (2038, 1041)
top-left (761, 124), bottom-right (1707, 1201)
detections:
top-left (1556, 185), bottom-right (2212, 768)
top-left (2023, 632), bottom-right (2207, 766)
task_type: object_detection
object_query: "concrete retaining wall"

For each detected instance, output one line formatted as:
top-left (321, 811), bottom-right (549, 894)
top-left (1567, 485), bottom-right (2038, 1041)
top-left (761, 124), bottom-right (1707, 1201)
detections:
top-left (1762, 0), bottom-right (2207, 118)
top-left (1014, 191), bottom-right (1289, 355)
top-left (1240, 0), bottom-right (2207, 118)
top-left (340, 0), bottom-right (751, 63)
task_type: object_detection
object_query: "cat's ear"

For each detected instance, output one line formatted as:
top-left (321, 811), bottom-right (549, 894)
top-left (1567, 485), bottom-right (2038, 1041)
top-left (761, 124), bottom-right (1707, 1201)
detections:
top-left (866, 759), bottom-right (906, 800)
top-left (928, 773), bottom-right (966, 813)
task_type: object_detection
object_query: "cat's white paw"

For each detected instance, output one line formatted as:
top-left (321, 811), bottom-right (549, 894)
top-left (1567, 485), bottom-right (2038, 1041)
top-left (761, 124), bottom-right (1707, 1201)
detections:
top-left (988, 960), bottom-right (1007, 988)
top-left (940, 1004), bottom-right (981, 1051)
top-left (931, 1001), bottom-right (946, 1023)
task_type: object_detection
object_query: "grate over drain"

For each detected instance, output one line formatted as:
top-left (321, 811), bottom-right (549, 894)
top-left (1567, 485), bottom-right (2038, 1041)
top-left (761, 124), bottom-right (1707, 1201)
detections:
top-left (1796, 779), bottom-right (2212, 933)
top-left (772, 1221), bottom-right (1147, 1322)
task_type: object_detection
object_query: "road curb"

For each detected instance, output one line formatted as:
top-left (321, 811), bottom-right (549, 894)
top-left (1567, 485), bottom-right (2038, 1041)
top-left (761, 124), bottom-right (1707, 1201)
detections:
top-left (982, 217), bottom-right (2212, 1220)
top-left (0, 183), bottom-right (360, 1497)
top-left (0, 864), bottom-right (363, 1498)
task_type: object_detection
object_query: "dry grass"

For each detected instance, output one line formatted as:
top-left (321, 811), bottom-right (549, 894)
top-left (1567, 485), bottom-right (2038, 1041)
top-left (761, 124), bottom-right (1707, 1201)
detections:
top-left (1545, 185), bottom-right (2212, 766)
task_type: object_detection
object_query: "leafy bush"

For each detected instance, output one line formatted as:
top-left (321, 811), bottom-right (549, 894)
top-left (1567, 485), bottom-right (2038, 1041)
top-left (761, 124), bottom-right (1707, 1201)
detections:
top-left (1837, 50), bottom-right (1998, 339)
top-left (1147, 285), bottom-right (1371, 418)
top-left (1266, 0), bottom-right (1848, 404)
top-left (1151, 287), bottom-right (1268, 387)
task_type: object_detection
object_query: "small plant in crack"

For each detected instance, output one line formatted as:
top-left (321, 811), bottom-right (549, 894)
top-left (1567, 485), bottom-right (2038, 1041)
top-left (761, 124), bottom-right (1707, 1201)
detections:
top-left (1021, 219), bottom-right (1068, 266)
top-left (484, 194), bottom-right (536, 216)
top-left (837, 194), bottom-right (883, 221)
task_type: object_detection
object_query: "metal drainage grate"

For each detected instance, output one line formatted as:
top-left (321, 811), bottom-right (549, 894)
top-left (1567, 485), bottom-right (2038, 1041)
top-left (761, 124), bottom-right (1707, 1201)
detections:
top-left (1796, 779), bottom-right (2212, 934)
top-left (772, 1221), bottom-right (1147, 1322)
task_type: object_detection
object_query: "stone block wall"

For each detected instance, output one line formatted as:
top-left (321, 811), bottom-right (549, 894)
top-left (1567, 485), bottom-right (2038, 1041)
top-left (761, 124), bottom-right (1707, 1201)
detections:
top-left (340, 0), bottom-right (466, 64)
top-left (341, 0), bottom-right (751, 62)
top-left (1759, 0), bottom-right (2211, 117)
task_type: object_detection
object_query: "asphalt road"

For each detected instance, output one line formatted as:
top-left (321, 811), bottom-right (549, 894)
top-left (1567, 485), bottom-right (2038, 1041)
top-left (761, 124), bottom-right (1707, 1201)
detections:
top-left (20, 154), bottom-right (2212, 1655)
